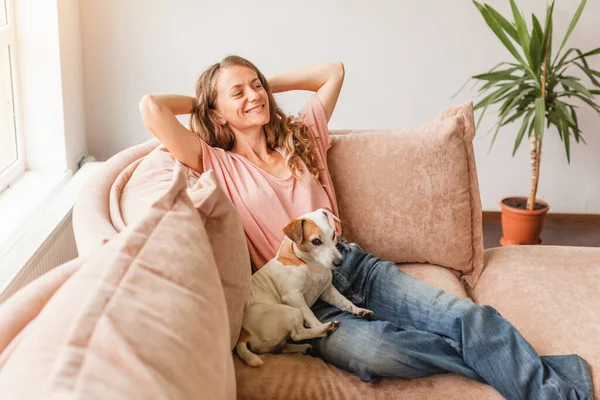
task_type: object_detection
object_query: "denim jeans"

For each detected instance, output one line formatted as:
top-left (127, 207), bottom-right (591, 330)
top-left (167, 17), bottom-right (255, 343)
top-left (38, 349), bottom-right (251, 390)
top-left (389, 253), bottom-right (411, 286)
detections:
top-left (309, 237), bottom-right (594, 400)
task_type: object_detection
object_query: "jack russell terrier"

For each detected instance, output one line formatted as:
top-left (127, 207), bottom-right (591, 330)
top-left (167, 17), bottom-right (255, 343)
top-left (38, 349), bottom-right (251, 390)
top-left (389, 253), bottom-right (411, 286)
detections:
top-left (236, 207), bottom-right (374, 367)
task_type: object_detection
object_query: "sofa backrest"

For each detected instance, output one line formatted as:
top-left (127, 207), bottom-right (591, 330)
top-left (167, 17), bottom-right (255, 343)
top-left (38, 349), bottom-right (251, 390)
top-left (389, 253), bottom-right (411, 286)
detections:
top-left (73, 102), bottom-right (483, 287)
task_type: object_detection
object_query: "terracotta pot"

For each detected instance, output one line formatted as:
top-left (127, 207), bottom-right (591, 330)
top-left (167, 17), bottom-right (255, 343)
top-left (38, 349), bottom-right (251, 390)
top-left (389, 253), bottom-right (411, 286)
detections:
top-left (499, 196), bottom-right (549, 246)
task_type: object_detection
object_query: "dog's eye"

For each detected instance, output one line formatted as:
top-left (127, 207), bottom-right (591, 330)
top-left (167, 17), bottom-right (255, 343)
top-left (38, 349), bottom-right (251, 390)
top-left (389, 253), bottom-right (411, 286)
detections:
top-left (311, 238), bottom-right (322, 246)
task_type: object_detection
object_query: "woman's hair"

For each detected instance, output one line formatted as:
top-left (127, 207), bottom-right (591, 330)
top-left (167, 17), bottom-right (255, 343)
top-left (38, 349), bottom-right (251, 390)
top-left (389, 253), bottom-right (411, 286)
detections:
top-left (190, 55), bottom-right (322, 184)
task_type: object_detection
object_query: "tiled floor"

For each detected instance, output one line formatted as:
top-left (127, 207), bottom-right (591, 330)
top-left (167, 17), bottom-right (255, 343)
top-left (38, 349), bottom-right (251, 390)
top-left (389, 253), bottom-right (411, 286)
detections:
top-left (483, 223), bottom-right (600, 249)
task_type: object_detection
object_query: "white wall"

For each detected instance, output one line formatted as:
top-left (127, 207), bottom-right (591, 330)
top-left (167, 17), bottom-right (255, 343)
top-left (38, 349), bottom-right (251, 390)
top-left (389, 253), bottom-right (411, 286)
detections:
top-left (80, 0), bottom-right (600, 213)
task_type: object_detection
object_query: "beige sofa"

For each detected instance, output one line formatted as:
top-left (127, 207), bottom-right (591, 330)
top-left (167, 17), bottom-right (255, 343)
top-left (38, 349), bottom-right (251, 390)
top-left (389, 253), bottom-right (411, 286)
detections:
top-left (65, 115), bottom-right (599, 400)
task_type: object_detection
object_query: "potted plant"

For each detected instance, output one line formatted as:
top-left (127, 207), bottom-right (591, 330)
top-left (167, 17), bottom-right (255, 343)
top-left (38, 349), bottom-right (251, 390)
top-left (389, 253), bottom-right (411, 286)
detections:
top-left (466, 0), bottom-right (600, 245)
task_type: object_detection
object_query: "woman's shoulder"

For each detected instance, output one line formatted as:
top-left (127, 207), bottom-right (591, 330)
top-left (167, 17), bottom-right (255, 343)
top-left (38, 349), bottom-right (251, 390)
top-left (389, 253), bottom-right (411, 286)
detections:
top-left (197, 137), bottom-right (230, 157)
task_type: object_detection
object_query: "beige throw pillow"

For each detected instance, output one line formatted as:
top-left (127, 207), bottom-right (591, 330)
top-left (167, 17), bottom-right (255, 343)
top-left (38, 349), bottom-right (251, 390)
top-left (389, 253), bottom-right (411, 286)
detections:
top-left (0, 162), bottom-right (236, 400)
top-left (328, 102), bottom-right (484, 287)
top-left (117, 146), bottom-right (251, 348)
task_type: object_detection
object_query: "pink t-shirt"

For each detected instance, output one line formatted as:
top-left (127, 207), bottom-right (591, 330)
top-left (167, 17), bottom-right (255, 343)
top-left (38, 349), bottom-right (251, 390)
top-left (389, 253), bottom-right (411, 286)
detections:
top-left (194, 95), bottom-right (340, 270)
top-left (195, 95), bottom-right (341, 269)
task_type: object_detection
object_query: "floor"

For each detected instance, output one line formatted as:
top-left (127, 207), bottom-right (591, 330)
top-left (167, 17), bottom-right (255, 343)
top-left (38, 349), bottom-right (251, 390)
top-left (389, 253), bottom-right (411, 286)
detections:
top-left (483, 223), bottom-right (600, 249)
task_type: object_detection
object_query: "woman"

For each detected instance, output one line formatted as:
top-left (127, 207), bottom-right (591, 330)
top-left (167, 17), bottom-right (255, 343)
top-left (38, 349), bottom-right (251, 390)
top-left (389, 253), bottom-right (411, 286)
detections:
top-left (139, 55), bottom-right (593, 400)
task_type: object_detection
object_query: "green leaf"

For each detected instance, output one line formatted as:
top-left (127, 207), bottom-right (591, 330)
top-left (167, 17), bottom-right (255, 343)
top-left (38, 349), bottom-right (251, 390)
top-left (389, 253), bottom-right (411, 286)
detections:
top-left (510, 0), bottom-right (530, 55)
top-left (472, 67), bottom-right (520, 81)
top-left (452, 62), bottom-right (516, 99)
top-left (485, 5), bottom-right (519, 42)
top-left (501, 108), bottom-right (528, 126)
top-left (541, 1), bottom-right (554, 74)
top-left (578, 47), bottom-right (600, 58)
top-left (573, 61), bottom-right (600, 88)
top-left (558, 91), bottom-right (600, 114)
top-left (500, 86), bottom-right (536, 116)
top-left (534, 97), bottom-right (546, 139)
top-left (560, 77), bottom-right (593, 97)
top-left (558, 90), bottom-right (594, 101)
top-left (554, 100), bottom-right (577, 128)
top-left (527, 114), bottom-right (536, 139)
top-left (568, 105), bottom-right (581, 142)
top-left (559, 117), bottom-right (571, 163)
top-left (559, 48), bottom-right (600, 68)
top-left (529, 16), bottom-right (543, 73)
top-left (547, 107), bottom-right (562, 131)
top-left (557, 0), bottom-right (587, 58)
top-left (532, 14), bottom-right (543, 39)
top-left (554, 48), bottom-right (577, 70)
top-left (475, 102), bottom-right (490, 131)
top-left (513, 109), bottom-right (535, 156)
top-left (473, 82), bottom-right (517, 110)
top-left (473, 1), bottom-right (529, 70)
top-left (573, 50), bottom-right (600, 87)
top-left (564, 125), bottom-right (571, 163)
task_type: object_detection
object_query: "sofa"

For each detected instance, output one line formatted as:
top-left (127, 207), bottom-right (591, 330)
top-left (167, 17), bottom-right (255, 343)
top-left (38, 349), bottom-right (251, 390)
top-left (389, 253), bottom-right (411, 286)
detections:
top-left (0, 102), bottom-right (597, 399)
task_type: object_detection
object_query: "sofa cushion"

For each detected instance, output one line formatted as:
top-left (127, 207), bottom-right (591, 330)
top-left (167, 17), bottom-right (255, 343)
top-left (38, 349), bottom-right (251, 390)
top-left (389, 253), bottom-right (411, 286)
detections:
top-left (0, 258), bottom-right (82, 355)
top-left (117, 145), bottom-right (252, 349)
top-left (0, 162), bottom-right (235, 400)
top-left (235, 262), bottom-right (488, 400)
top-left (469, 246), bottom-right (600, 397)
top-left (398, 263), bottom-right (468, 299)
top-left (328, 102), bottom-right (484, 287)
top-left (72, 137), bottom-right (160, 255)
top-left (234, 353), bottom-right (502, 400)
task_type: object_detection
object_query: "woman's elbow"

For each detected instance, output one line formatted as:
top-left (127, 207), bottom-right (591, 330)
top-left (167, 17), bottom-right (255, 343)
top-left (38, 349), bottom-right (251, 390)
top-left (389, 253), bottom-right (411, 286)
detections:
top-left (332, 62), bottom-right (345, 80)
top-left (138, 94), bottom-right (157, 116)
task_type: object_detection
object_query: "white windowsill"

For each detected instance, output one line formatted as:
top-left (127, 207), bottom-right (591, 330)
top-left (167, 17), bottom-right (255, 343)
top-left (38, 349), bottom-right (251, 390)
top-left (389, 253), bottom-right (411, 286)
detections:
top-left (0, 170), bottom-right (72, 259)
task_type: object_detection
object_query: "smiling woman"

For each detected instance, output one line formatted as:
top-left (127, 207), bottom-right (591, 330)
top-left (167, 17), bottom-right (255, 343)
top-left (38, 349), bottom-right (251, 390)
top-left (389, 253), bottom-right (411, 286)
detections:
top-left (138, 56), bottom-right (344, 270)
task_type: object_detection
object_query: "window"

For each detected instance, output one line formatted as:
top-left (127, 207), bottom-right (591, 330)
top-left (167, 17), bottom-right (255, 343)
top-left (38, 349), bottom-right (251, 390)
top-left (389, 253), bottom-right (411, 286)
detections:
top-left (0, 0), bottom-right (23, 193)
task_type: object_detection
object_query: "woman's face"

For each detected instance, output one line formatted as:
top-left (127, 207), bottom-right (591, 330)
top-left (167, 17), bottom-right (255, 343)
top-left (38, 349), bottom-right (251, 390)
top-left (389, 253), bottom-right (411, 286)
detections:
top-left (213, 65), bottom-right (270, 131)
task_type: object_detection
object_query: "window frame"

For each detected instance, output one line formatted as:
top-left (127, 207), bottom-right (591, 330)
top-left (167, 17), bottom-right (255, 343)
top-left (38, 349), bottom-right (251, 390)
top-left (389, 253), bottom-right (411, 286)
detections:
top-left (0, 0), bottom-right (25, 194)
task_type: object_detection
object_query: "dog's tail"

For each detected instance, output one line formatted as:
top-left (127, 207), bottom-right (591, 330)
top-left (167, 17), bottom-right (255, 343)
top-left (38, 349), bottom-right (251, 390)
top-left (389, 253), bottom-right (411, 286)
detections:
top-left (236, 328), bottom-right (263, 367)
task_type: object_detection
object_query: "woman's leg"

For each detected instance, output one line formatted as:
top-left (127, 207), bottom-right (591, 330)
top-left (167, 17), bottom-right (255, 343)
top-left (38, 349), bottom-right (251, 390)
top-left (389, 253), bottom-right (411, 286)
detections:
top-left (310, 299), bottom-right (486, 383)
top-left (311, 239), bottom-right (594, 400)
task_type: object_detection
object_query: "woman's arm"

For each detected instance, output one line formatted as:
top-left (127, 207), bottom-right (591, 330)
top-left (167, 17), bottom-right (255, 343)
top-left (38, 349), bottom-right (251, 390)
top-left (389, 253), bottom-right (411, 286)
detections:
top-left (268, 62), bottom-right (345, 121)
top-left (139, 94), bottom-right (203, 173)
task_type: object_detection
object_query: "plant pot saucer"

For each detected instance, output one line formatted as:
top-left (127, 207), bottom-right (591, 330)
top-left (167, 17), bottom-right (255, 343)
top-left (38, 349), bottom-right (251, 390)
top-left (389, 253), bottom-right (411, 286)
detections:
top-left (500, 236), bottom-right (544, 246)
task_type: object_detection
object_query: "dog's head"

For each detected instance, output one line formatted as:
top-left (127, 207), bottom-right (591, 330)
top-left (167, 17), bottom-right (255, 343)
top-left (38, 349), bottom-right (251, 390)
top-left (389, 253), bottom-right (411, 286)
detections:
top-left (282, 207), bottom-right (343, 269)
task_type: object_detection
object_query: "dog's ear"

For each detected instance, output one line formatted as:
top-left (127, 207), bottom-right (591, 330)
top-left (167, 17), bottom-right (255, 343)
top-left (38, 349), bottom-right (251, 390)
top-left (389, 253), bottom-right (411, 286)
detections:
top-left (321, 207), bottom-right (341, 224)
top-left (283, 218), bottom-right (305, 244)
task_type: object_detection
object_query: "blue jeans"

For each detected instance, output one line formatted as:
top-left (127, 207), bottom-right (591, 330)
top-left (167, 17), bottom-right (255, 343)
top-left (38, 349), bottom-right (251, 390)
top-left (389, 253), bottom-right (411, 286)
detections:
top-left (309, 238), bottom-right (594, 400)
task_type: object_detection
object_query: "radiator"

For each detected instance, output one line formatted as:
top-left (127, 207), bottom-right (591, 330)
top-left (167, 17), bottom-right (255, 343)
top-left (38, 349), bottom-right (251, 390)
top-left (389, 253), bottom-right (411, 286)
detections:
top-left (0, 162), bottom-right (102, 302)
top-left (0, 215), bottom-right (77, 301)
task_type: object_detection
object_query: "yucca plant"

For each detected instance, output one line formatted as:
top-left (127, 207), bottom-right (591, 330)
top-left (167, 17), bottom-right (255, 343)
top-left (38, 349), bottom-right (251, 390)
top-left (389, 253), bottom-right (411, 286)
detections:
top-left (469, 0), bottom-right (600, 211)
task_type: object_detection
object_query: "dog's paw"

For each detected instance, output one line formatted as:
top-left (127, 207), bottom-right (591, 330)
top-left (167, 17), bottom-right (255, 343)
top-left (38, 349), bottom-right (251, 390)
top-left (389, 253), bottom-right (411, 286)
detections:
top-left (302, 344), bottom-right (314, 354)
top-left (353, 308), bottom-right (374, 319)
top-left (326, 320), bottom-right (341, 334)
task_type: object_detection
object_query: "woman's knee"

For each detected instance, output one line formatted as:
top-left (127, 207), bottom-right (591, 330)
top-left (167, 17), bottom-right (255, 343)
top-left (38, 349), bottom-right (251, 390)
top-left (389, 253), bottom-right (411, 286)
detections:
top-left (450, 300), bottom-right (504, 338)
top-left (316, 323), bottom-right (429, 382)
top-left (348, 339), bottom-right (440, 382)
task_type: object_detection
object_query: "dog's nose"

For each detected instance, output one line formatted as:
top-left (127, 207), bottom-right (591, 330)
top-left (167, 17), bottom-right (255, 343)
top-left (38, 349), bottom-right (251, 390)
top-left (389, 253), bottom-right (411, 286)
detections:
top-left (333, 258), bottom-right (343, 268)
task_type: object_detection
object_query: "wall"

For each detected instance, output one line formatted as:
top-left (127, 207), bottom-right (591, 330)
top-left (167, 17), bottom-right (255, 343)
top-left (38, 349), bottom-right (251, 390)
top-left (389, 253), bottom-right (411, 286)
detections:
top-left (80, 0), bottom-right (600, 213)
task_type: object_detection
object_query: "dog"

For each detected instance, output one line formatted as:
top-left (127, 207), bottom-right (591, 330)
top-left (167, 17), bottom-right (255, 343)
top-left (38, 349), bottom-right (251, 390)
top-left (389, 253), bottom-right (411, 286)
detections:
top-left (236, 207), bottom-right (374, 367)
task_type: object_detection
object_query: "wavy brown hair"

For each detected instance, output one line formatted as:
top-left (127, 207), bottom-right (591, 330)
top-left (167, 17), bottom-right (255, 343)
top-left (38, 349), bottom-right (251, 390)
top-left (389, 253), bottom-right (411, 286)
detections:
top-left (189, 55), bottom-right (322, 184)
